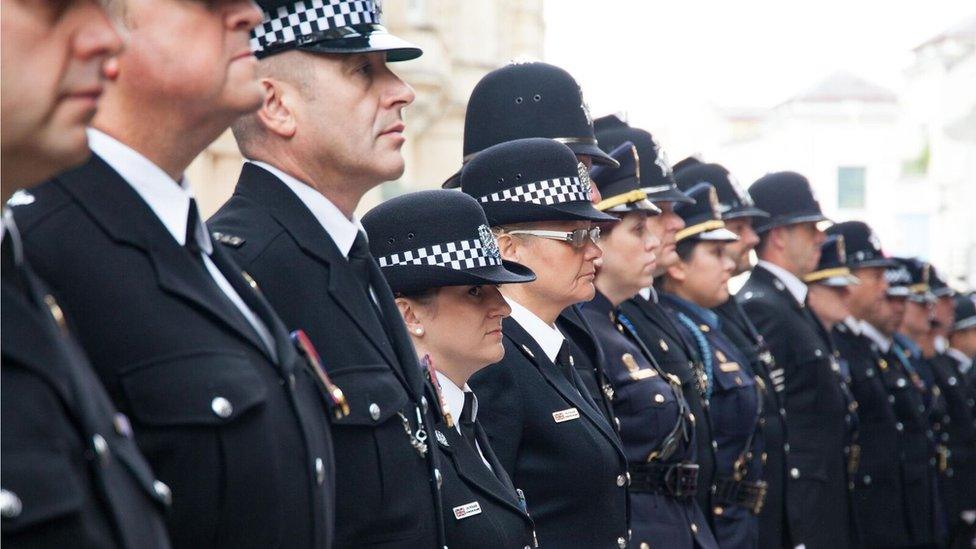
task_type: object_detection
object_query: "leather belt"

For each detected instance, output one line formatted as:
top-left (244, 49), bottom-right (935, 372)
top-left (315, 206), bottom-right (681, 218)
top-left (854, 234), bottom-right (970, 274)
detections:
top-left (713, 476), bottom-right (768, 515)
top-left (628, 462), bottom-right (699, 499)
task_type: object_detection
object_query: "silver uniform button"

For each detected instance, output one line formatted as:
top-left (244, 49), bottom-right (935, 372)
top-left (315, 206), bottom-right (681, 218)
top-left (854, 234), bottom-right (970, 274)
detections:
top-left (896, 378), bottom-right (907, 388)
top-left (421, 396), bottom-right (429, 414)
top-left (153, 480), bottom-right (172, 506)
top-left (434, 468), bottom-right (443, 490)
top-left (790, 467), bottom-right (800, 479)
top-left (863, 475), bottom-right (872, 485)
top-left (617, 536), bottom-right (627, 548)
top-left (888, 395), bottom-right (896, 404)
top-left (814, 349), bottom-right (823, 357)
top-left (896, 422), bottom-right (904, 431)
top-left (211, 397), bottom-right (233, 418)
top-left (369, 403), bottom-right (381, 421)
top-left (617, 474), bottom-right (627, 487)
top-left (315, 458), bottom-right (325, 485)
top-left (0, 489), bottom-right (23, 519)
top-left (92, 433), bottom-right (109, 462)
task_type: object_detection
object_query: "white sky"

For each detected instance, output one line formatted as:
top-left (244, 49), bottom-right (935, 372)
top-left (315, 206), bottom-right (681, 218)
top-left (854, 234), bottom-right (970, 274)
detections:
top-left (544, 0), bottom-right (974, 150)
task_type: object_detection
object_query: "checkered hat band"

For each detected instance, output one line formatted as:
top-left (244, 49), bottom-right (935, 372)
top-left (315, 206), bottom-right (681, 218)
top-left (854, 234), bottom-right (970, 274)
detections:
top-left (477, 177), bottom-right (589, 207)
top-left (251, 0), bottom-right (379, 54)
top-left (378, 238), bottom-right (503, 271)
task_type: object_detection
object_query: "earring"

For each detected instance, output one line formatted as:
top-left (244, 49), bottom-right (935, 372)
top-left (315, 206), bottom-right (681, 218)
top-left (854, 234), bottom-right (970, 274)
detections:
top-left (414, 327), bottom-right (424, 335)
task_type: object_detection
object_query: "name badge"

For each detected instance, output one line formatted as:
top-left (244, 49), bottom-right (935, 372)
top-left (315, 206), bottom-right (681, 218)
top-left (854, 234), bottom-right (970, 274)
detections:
top-left (719, 362), bottom-right (741, 372)
top-left (453, 501), bottom-right (482, 520)
top-left (552, 408), bottom-right (580, 423)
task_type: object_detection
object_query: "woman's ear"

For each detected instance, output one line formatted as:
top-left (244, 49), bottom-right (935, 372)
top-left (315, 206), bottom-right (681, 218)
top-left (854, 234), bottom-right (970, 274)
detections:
top-left (395, 297), bottom-right (425, 337)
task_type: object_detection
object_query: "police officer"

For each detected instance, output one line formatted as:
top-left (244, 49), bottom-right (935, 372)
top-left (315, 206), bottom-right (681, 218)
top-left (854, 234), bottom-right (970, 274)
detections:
top-left (673, 161), bottom-right (792, 549)
top-left (583, 143), bottom-right (718, 548)
top-left (460, 138), bottom-right (631, 548)
top-left (206, 1), bottom-right (443, 546)
top-left (445, 60), bottom-right (622, 430)
top-left (804, 235), bottom-right (861, 330)
top-left (856, 258), bottom-right (945, 547)
top-left (738, 172), bottom-right (857, 549)
top-left (951, 294), bottom-right (976, 393)
top-left (826, 221), bottom-right (916, 548)
top-left (1, 3), bottom-right (170, 548)
top-left (13, 1), bottom-right (339, 547)
top-left (658, 183), bottom-right (767, 548)
top-left (946, 291), bottom-right (976, 549)
top-left (594, 115), bottom-right (720, 522)
top-left (363, 190), bottom-right (540, 549)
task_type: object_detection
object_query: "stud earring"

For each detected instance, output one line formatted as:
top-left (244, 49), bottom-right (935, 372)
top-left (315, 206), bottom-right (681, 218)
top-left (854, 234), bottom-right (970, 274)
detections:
top-left (414, 328), bottom-right (424, 335)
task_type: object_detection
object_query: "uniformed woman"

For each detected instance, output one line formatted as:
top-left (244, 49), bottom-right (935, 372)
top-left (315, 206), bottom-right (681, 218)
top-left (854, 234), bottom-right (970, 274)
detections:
top-left (581, 142), bottom-right (720, 549)
top-left (459, 137), bottom-right (631, 549)
top-left (656, 183), bottom-right (766, 549)
top-left (362, 189), bottom-right (539, 549)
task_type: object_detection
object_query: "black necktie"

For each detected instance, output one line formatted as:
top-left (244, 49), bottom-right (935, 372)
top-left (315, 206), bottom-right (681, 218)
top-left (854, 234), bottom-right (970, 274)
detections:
top-left (348, 230), bottom-right (384, 315)
top-left (556, 341), bottom-right (579, 390)
top-left (184, 198), bottom-right (207, 269)
top-left (459, 391), bottom-right (478, 449)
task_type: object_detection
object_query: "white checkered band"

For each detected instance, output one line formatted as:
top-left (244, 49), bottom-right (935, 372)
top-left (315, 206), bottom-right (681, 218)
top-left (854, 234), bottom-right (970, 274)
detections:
top-left (378, 234), bottom-right (503, 271)
top-left (477, 176), bottom-right (590, 207)
top-left (251, 0), bottom-right (379, 56)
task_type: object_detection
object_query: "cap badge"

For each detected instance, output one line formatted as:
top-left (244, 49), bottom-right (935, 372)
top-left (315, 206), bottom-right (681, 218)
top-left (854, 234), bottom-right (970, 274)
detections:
top-left (577, 162), bottom-right (592, 197)
top-left (837, 235), bottom-right (847, 264)
top-left (727, 172), bottom-right (754, 207)
top-left (478, 224), bottom-right (501, 263)
top-left (708, 186), bottom-right (721, 220)
top-left (868, 231), bottom-right (882, 253)
top-left (579, 88), bottom-right (593, 126)
top-left (631, 145), bottom-right (641, 184)
top-left (651, 138), bottom-right (673, 177)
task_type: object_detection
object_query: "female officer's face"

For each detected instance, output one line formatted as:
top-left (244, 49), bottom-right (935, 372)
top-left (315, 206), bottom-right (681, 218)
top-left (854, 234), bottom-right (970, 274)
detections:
top-left (401, 285), bottom-right (511, 381)
top-left (666, 240), bottom-right (735, 308)
top-left (596, 212), bottom-right (659, 303)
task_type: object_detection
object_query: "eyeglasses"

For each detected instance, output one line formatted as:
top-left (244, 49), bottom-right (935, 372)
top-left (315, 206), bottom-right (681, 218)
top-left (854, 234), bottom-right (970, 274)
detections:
top-left (506, 227), bottom-right (601, 249)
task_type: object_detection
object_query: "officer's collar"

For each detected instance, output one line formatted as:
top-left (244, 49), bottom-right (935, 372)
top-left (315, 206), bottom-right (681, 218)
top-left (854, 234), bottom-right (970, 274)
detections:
top-left (859, 320), bottom-right (891, 353)
top-left (505, 296), bottom-right (565, 364)
top-left (756, 260), bottom-right (808, 304)
top-left (660, 292), bottom-right (721, 331)
top-left (947, 347), bottom-right (973, 372)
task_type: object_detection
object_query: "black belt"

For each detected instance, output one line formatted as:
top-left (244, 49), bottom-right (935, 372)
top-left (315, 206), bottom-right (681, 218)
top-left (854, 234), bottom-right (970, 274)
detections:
top-left (713, 476), bottom-right (768, 515)
top-left (628, 462), bottom-right (699, 499)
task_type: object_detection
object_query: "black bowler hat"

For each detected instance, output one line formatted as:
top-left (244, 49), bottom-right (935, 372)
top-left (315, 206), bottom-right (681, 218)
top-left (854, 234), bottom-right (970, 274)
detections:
top-left (459, 138), bottom-right (617, 226)
top-left (590, 142), bottom-right (660, 215)
top-left (952, 293), bottom-right (976, 332)
top-left (886, 257), bottom-right (930, 301)
top-left (251, 0), bottom-right (422, 61)
top-left (928, 264), bottom-right (955, 298)
top-left (748, 171), bottom-right (829, 234)
top-left (804, 235), bottom-right (860, 287)
top-left (593, 115), bottom-right (694, 205)
top-left (442, 61), bottom-right (617, 188)
top-left (674, 162), bottom-right (768, 220)
top-left (826, 221), bottom-right (897, 269)
top-left (362, 190), bottom-right (536, 295)
top-left (673, 183), bottom-right (739, 243)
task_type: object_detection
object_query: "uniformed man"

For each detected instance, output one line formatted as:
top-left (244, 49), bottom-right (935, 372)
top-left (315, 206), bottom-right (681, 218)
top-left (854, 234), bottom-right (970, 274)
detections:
top-left (674, 160), bottom-right (793, 549)
top-left (594, 115), bottom-right (719, 522)
top-left (951, 294), bottom-right (976, 393)
top-left (946, 292), bottom-right (976, 548)
top-left (738, 172), bottom-right (858, 549)
top-left (804, 235), bottom-right (861, 330)
top-left (657, 183), bottom-right (767, 548)
top-left (825, 220), bottom-right (916, 548)
top-left (444, 60), bottom-right (622, 431)
top-left (12, 1), bottom-right (339, 547)
top-left (205, 1), bottom-right (444, 547)
top-left (1, 3), bottom-right (171, 548)
top-left (855, 257), bottom-right (946, 547)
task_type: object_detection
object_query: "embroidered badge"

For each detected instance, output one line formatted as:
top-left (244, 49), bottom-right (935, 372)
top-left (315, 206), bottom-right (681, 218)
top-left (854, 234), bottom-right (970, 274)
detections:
top-left (478, 224), bottom-right (501, 263)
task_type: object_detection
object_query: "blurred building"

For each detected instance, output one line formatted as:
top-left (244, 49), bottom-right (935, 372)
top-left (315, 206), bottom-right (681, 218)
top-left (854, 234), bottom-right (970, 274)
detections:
top-left (188, 0), bottom-right (545, 218)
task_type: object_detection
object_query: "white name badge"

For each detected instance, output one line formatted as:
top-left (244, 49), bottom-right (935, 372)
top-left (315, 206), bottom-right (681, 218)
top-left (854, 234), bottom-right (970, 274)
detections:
top-left (552, 407), bottom-right (580, 423)
top-left (453, 501), bottom-right (482, 520)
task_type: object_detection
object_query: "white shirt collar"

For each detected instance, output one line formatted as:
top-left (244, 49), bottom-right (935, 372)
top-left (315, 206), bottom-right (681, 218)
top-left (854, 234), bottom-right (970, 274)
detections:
top-left (505, 296), bottom-right (565, 363)
top-left (246, 160), bottom-right (363, 258)
top-left (947, 347), bottom-right (972, 371)
top-left (843, 316), bottom-right (863, 335)
top-left (88, 129), bottom-right (211, 253)
top-left (434, 371), bottom-right (477, 433)
top-left (757, 260), bottom-right (808, 304)
top-left (934, 335), bottom-right (949, 354)
top-left (859, 320), bottom-right (891, 353)
top-left (639, 286), bottom-right (659, 303)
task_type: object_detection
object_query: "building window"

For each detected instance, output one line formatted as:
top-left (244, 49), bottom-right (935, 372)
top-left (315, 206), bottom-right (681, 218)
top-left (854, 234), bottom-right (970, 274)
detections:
top-left (837, 166), bottom-right (866, 209)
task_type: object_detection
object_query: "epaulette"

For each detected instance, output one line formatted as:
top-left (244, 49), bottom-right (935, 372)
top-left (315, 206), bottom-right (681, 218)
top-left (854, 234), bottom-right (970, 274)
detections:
top-left (211, 231), bottom-right (245, 248)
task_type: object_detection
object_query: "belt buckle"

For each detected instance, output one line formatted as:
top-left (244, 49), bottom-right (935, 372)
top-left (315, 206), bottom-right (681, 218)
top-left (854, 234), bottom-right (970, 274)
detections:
top-left (667, 463), bottom-right (698, 498)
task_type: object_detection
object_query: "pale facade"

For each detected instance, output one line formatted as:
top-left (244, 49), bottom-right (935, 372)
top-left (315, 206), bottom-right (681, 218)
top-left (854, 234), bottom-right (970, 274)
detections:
top-left (187, 0), bottom-right (545, 218)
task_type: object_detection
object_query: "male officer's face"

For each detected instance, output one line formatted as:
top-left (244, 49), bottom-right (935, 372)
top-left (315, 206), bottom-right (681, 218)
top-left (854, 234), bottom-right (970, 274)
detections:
top-left (808, 284), bottom-right (851, 329)
top-left (933, 296), bottom-right (954, 335)
top-left (901, 299), bottom-right (932, 335)
top-left (596, 212), bottom-right (658, 300)
top-left (723, 217), bottom-right (759, 275)
top-left (648, 201), bottom-right (684, 276)
top-left (781, 222), bottom-right (825, 277)
top-left (848, 266), bottom-right (888, 319)
top-left (297, 52), bottom-right (415, 187)
top-left (950, 327), bottom-right (976, 358)
top-left (1, 0), bottom-right (122, 193)
top-left (115, 0), bottom-right (263, 125)
top-left (881, 296), bottom-right (908, 336)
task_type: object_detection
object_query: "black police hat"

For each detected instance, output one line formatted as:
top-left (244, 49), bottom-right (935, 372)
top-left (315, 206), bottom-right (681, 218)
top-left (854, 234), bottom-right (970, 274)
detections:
top-left (825, 220), bottom-right (898, 269)
top-left (441, 61), bottom-right (617, 188)
top-left (673, 183), bottom-right (739, 243)
top-left (590, 142), bottom-right (660, 215)
top-left (251, 0), bottom-right (422, 61)
top-left (928, 264), bottom-right (955, 298)
top-left (672, 155), bottom-right (703, 174)
top-left (362, 190), bottom-right (536, 295)
top-left (952, 293), bottom-right (976, 332)
top-left (885, 257), bottom-right (931, 301)
top-left (804, 235), bottom-right (860, 287)
top-left (674, 162), bottom-right (769, 221)
top-left (593, 115), bottom-right (694, 205)
top-left (748, 171), bottom-right (829, 234)
top-left (459, 138), bottom-right (617, 226)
